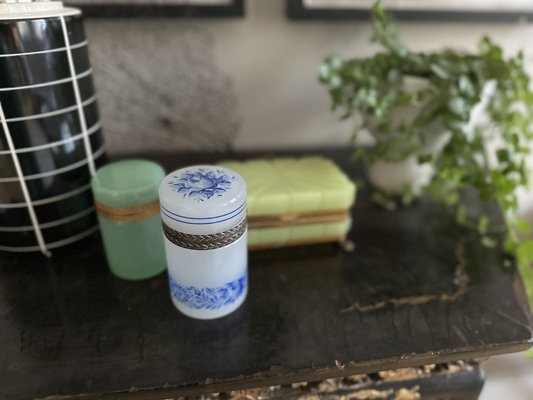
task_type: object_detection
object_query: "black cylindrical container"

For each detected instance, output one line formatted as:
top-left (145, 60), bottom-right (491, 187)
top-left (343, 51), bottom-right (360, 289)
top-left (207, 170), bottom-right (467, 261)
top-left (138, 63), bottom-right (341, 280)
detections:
top-left (0, 0), bottom-right (105, 255)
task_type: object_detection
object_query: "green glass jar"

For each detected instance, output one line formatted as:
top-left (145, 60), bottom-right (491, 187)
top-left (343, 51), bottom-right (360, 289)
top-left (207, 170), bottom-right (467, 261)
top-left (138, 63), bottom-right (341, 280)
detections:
top-left (91, 160), bottom-right (166, 280)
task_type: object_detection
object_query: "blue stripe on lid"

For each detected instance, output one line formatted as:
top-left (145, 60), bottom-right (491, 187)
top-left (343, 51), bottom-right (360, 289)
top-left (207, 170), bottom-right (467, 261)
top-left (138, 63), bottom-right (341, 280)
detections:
top-left (160, 201), bottom-right (245, 221)
top-left (161, 205), bottom-right (246, 226)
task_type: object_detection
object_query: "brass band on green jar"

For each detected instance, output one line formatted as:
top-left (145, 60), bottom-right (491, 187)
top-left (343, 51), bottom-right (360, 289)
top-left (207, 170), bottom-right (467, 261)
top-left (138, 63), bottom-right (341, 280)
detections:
top-left (95, 199), bottom-right (160, 223)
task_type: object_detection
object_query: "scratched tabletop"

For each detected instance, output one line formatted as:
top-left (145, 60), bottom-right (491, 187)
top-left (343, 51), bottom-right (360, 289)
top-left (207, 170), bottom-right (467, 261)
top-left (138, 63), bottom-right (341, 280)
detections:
top-left (0, 149), bottom-right (532, 400)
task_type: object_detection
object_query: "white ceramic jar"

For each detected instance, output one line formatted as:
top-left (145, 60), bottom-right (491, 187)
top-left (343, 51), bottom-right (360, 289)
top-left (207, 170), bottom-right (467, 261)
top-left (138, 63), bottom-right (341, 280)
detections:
top-left (159, 165), bottom-right (247, 319)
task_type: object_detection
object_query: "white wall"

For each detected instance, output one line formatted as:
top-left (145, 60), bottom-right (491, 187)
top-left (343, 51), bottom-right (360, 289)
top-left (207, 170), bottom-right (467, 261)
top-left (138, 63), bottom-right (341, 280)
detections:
top-left (85, 0), bottom-right (533, 153)
top-left (216, 0), bottom-right (533, 149)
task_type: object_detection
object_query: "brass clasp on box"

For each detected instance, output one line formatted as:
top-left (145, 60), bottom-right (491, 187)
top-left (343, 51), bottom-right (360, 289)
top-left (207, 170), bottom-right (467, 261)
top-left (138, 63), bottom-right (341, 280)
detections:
top-left (248, 210), bottom-right (349, 229)
top-left (94, 199), bottom-right (160, 222)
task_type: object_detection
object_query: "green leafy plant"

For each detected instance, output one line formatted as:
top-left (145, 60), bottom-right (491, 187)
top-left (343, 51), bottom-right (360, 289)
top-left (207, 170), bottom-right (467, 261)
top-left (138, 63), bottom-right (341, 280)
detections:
top-left (320, 2), bottom-right (533, 306)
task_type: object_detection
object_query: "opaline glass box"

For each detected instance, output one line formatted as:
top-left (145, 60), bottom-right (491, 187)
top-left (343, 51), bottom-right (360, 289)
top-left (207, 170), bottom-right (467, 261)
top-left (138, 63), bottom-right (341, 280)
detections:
top-left (219, 157), bottom-right (356, 249)
top-left (91, 160), bottom-right (167, 280)
top-left (159, 165), bottom-right (248, 320)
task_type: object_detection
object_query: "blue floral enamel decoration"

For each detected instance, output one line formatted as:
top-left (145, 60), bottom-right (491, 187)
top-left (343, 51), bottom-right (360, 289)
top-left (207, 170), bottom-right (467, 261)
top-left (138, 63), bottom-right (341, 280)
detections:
top-left (168, 168), bottom-right (235, 202)
top-left (169, 273), bottom-right (247, 310)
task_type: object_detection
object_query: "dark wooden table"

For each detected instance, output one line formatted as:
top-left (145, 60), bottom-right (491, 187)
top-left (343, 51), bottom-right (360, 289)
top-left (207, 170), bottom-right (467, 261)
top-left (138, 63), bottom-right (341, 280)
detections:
top-left (0, 149), bottom-right (531, 400)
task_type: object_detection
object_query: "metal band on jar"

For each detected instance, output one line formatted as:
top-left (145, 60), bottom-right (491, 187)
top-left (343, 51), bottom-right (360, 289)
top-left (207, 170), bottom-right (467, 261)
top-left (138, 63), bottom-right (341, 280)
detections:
top-left (94, 199), bottom-right (160, 222)
top-left (162, 217), bottom-right (247, 251)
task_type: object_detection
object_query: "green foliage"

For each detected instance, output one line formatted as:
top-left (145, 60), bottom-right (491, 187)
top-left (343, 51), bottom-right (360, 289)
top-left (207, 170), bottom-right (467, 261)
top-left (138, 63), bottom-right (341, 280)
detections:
top-left (320, 1), bottom-right (533, 308)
